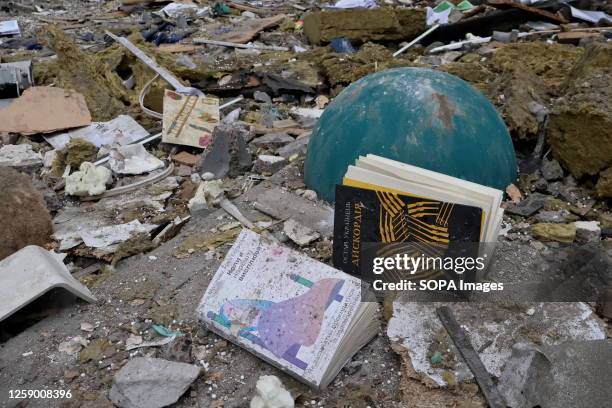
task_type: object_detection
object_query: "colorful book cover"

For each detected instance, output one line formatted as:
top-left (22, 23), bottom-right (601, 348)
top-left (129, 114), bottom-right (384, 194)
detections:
top-left (197, 229), bottom-right (364, 388)
top-left (333, 184), bottom-right (483, 277)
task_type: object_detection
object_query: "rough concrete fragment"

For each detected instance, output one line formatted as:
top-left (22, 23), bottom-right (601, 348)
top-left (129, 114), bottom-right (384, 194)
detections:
top-left (0, 144), bottom-right (42, 171)
top-left (595, 167), bottom-right (612, 198)
top-left (253, 186), bottom-right (334, 237)
top-left (251, 132), bottom-right (294, 148)
top-left (188, 180), bottom-right (224, 214)
top-left (283, 219), bottom-right (320, 246)
top-left (498, 340), bottom-right (612, 408)
top-left (387, 301), bottom-right (605, 386)
top-left (574, 221), bottom-right (601, 243)
top-left (197, 124), bottom-right (252, 179)
top-left (505, 192), bottom-right (548, 217)
top-left (303, 8), bottom-right (426, 44)
top-left (253, 154), bottom-right (286, 175)
top-left (250, 375), bottom-right (295, 408)
top-left (65, 162), bottom-right (112, 197)
top-left (109, 357), bottom-right (200, 408)
top-left (532, 223), bottom-right (576, 243)
top-left (548, 43), bottom-right (612, 178)
top-left (540, 158), bottom-right (564, 181)
top-left (0, 167), bottom-right (53, 260)
top-left (277, 136), bottom-right (310, 159)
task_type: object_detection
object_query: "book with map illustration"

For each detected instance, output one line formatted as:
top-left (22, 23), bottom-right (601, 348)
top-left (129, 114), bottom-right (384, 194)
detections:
top-left (333, 154), bottom-right (504, 278)
top-left (197, 229), bottom-right (379, 388)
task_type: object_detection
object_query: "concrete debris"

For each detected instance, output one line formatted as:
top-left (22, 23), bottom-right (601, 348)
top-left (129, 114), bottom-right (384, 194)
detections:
top-left (283, 219), bottom-right (320, 246)
top-left (188, 180), bottom-right (225, 214)
top-left (498, 340), bottom-right (612, 408)
top-left (251, 132), bottom-right (295, 148)
top-left (0, 144), bottom-right (42, 171)
top-left (253, 154), bottom-right (286, 175)
top-left (540, 158), bottom-right (564, 181)
top-left (250, 375), bottom-right (295, 408)
top-left (388, 301), bottom-right (605, 387)
top-left (108, 144), bottom-right (165, 175)
top-left (574, 221), bottom-right (601, 243)
top-left (198, 124), bottom-right (252, 179)
top-left (1, 0), bottom-right (612, 405)
top-left (253, 187), bottom-right (334, 238)
top-left (65, 162), bottom-right (112, 197)
top-left (109, 357), bottom-right (200, 408)
top-left (76, 220), bottom-right (157, 252)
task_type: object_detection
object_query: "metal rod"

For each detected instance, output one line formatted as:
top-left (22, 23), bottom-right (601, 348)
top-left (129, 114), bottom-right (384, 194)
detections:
top-left (105, 30), bottom-right (203, 96)
top-left (192, 38), bottom-right (289, 52)
top-left (393, 24), bottom-right (440, 58)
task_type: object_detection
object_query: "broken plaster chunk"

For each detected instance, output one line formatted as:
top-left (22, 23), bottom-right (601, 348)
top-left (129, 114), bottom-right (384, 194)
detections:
top-left (109, 357), bottom-right (200, 408)
top-left (574, 221), bottom-right (601, 243)
top-left (188, 180), bottom-right (225, 214)
top-left (65, 162), bottom-right (112, 197)
top-left (253, 154), bottom-right (286, 175)
top-left (108, 144), bottom-right (165, 175)
top-left (0, 144), bottom-right (43, 169)
top-left (250, 375), bottom-right (295, 408)
top-left (283, 219), bottom-right (320, 246)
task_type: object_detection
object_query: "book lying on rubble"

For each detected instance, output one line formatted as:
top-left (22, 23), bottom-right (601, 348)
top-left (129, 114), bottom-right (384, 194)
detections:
top-left (333, 154), bottom-right (504, 280)
top-left (197, 229), bottom-right (379, 388)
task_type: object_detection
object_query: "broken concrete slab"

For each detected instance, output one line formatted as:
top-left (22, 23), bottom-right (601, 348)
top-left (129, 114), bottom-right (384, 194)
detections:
top-left (188, 180), bottom-right (224, 214)
top-left (197, 124), bottom-right (252, 179)
top-left (283, 219), bottom-right (320, 246)
top-left (253, 186), bottom-right (334, 238)
top-left (0, 87), bottom-right (91, 135)
top-left (574, 221), bottom-right (601, 243)
top-left (277, 135), bottom-right (310, 159)
top-left (0, 246), bottom-right (96, 322)
top-left (303, 8), bottom-right (426, 44)
top-left (79, 220), bottom-right (158, 250)
top-left (505, 192), bottom-right (548, 217)
top-left (0, 144), bottom-right (43, 171)
top-left (251, 132), bottom-right (294, 148)
top-left (109, 357), bottom-right (200, 408)
top-left (253, 154), bottom-right (286, 175)
top-left (498, 340), bottom-right (612, 408)
top-left (387, 301), bottom-right (605, 387)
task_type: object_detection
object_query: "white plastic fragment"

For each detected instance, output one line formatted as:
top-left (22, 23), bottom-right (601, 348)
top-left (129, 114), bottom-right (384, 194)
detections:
top-left (65, 162), bottom-right (112, 196)
top-left (250, 375), bottom-right (294, 408)
top-left (108, 144), bottom-right (164, 175)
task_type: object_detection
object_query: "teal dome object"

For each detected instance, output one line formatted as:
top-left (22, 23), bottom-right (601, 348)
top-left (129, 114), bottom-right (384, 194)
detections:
top-left (304, 68), bottom-right (517, 202)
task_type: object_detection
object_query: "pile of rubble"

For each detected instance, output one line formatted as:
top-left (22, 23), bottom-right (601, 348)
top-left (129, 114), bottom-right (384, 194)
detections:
top-left (0, 0), bottom-right (611, 407)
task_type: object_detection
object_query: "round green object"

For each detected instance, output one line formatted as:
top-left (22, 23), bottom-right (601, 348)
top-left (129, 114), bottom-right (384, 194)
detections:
top-left (304, 68), bottom-right (517, 202)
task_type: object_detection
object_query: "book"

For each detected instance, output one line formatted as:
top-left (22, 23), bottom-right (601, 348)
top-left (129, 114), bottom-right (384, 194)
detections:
top-left (333, 154), bottom-right (504, 279)
top-left (197, 229), bottom-right (379, 388)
